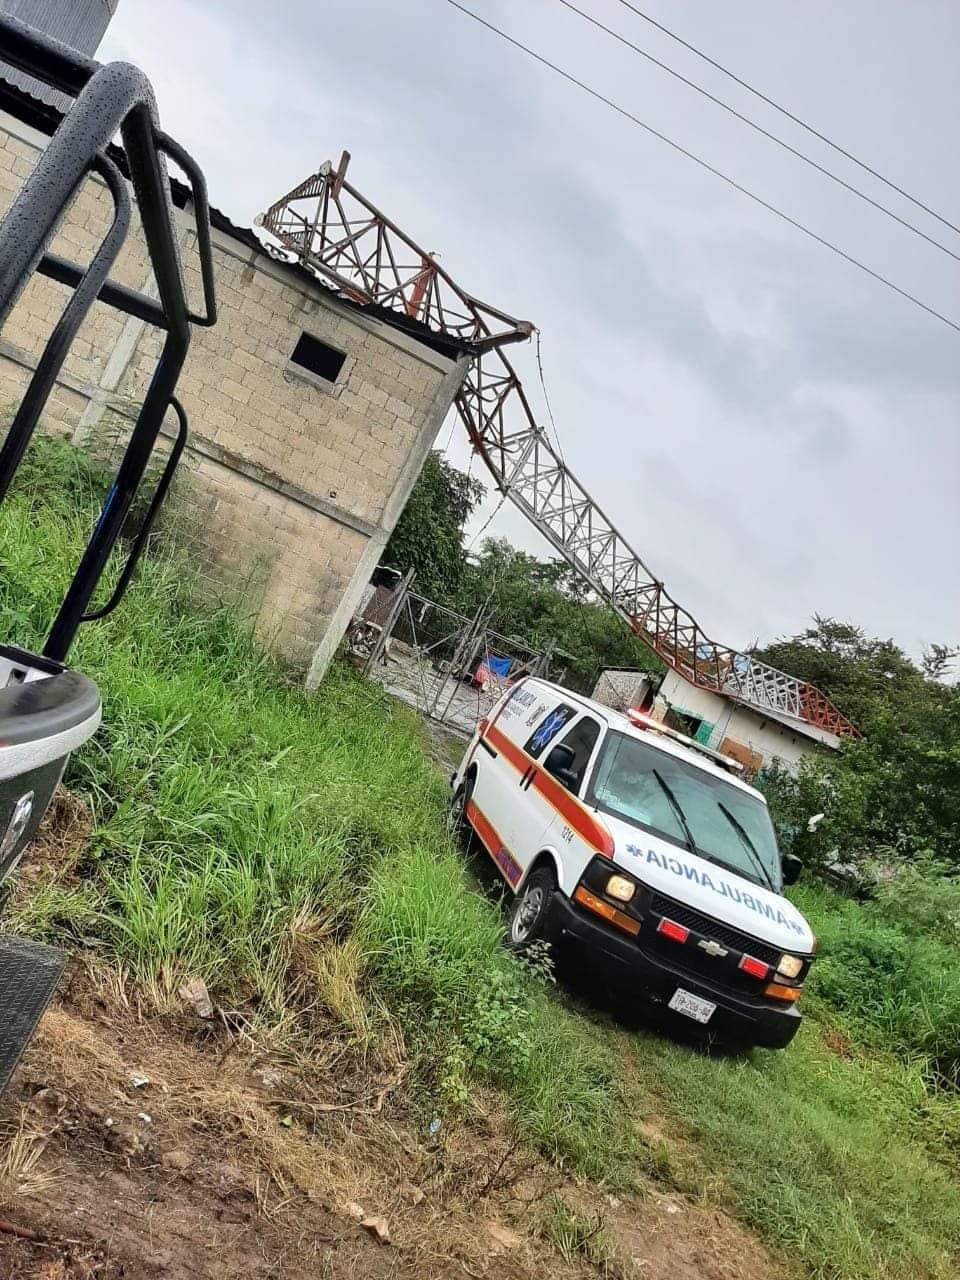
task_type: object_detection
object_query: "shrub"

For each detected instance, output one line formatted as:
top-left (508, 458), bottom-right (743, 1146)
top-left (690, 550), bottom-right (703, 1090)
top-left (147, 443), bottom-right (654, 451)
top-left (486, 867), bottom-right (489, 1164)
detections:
top-left (870, 854), bottom-right (960, 947)
top-left (795, 884), bottom-right (960, 1088)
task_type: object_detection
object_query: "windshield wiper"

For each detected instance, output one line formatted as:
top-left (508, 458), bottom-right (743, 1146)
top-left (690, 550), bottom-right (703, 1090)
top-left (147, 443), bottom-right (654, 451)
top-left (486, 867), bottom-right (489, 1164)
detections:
top-left (717, 801), bottom-right (775, 891)
top-left (652, 769), bottom-right (698, 856)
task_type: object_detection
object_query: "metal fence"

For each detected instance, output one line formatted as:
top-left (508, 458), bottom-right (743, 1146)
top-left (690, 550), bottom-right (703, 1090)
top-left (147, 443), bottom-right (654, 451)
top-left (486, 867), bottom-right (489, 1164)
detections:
top-left (348, 572), bottom-right (553, 738)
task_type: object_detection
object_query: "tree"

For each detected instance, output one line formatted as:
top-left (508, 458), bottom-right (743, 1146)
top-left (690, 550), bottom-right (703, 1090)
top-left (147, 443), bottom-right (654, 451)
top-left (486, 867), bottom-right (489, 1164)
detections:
top-left (386, 459), bottom-right (662, 692)
top-left (454, 538), bottom-right (663, 693)
top-left (922, 644), bottom-right (958, 682)
top-left (755, 618), bottom-right (960, 868)
top-left (383, 452), bottom-right (484, 600)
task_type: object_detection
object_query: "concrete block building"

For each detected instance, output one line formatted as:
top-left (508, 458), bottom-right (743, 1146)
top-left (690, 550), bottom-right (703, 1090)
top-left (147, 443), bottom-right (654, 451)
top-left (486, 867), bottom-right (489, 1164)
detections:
top-left (0, 72), bottom-right (469, 683)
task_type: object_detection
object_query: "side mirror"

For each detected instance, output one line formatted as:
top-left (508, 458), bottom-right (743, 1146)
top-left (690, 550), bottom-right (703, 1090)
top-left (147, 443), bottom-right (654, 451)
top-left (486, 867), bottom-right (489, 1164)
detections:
top-left (544, 743), bottom-right (579, 792)
top-left (781, 853), bottom-right (803, 886)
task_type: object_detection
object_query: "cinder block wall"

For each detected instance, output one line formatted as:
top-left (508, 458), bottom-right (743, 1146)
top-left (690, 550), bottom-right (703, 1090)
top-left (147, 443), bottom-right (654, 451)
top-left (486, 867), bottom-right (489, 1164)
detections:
top-left (0, 108), bottom-right (468, 681)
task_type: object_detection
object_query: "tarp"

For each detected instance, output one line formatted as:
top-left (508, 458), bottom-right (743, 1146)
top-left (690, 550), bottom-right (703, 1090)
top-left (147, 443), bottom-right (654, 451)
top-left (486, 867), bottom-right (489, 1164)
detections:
top-left (473, 654), bottom-right (514, 689)
top-left (485, 655), bottom-right (513, 679)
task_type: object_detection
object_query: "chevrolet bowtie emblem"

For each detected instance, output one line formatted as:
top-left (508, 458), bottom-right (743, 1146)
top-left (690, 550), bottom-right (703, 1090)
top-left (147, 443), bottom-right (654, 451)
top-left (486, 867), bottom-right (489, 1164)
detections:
top-left (698, 938), bottom-right (728, 958)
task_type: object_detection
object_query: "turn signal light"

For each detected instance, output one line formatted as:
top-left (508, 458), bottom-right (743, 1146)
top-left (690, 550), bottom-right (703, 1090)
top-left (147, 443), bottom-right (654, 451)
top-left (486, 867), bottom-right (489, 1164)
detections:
top-left (739, 954), bottom-right (770, 980)
top-left (657, 918), bottom-right (690, 944)
top-left (764, 981), bottom-right (803, 1002)
top-left (574, 886), bottom-right (640, 937)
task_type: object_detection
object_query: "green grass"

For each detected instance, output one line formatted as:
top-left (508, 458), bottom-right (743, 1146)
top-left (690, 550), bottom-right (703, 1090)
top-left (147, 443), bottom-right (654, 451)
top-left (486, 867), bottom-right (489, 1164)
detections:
top-left (794, 882), bottom-right (960, 1089)
top-left (3, 436), bottom-right (960, 1278)
top-left (537, 1194), bottom-right (611, 1267)
top-left (625, 1020), bottom-right (960, 1279)
top-left (0, 437), bottom-right (626, 1180)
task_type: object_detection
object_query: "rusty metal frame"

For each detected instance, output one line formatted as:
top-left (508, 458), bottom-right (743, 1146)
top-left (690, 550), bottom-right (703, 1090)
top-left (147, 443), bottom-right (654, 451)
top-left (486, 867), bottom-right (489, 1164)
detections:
top-left (259, 156), bottom-right (856, 739)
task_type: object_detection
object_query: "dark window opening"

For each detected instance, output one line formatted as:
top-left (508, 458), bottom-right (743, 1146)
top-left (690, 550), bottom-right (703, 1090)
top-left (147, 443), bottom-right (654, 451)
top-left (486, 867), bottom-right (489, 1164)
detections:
top-left (290, 332), bottom-right (346, 383)
top-left (555, 715), bottom-right (602, 792)
top-left (665, 707), bottom-right (700, 738)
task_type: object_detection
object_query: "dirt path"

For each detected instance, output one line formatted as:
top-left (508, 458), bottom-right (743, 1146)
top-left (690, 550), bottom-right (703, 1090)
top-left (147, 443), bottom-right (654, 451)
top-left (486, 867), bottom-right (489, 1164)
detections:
top-left (0, 964), bottom-right (779, 1280)
top-left (1, 787), bottom-right (783, 1279)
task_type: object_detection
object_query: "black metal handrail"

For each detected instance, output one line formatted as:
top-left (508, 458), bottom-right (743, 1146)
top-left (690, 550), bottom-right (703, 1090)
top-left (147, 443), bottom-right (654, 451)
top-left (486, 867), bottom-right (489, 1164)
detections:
top-left (80, 398), bottom-right (189, 623)
top-left (0, 14), bottom-right (217, 662)
top-left (0, 153), bottom-right (129, 503)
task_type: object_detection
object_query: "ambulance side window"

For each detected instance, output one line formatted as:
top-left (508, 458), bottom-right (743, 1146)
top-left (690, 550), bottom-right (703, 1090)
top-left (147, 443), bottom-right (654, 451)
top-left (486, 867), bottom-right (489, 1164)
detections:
top-left (554, 716), bottom-right (602, 793)
top-left (524, 703), bottom-right (577, 758)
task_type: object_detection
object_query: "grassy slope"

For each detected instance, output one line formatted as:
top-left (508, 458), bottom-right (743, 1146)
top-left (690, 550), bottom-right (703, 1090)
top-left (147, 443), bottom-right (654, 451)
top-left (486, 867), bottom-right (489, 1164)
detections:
top-left (624, 1019), bottom-right (960, 1278)
top-left (2, 443), bottom-right (959, 1279)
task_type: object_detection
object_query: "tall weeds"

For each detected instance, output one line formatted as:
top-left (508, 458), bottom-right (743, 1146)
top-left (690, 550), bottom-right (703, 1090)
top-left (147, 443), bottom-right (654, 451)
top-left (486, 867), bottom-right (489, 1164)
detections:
top-left (0, 435), bottom-right (627, 1177)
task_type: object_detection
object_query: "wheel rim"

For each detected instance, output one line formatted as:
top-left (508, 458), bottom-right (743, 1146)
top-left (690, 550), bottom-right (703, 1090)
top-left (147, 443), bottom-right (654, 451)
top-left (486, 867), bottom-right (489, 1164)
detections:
top-left (511, 885), bottom-right (544, 943)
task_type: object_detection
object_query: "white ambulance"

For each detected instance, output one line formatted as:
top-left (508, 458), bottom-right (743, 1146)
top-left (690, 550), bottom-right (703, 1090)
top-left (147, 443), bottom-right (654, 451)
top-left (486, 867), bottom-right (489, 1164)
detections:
top-left (450, 677), bottom-right (815, 1049)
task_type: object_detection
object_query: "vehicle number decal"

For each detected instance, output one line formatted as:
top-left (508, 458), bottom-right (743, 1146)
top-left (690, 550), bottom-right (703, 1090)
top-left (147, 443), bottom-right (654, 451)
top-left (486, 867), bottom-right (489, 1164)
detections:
top-left (560, 825), bottom-right (574, 844)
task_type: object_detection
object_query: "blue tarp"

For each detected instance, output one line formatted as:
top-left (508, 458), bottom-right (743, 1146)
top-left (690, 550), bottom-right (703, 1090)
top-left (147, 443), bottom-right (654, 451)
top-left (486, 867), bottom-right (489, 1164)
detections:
top-left (485, 655), bottom-right (513, 679)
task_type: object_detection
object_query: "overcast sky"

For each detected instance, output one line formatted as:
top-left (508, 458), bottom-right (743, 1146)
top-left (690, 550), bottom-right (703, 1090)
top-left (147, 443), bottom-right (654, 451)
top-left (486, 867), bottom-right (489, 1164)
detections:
top-left (100, 0), bottom-right (959, 660)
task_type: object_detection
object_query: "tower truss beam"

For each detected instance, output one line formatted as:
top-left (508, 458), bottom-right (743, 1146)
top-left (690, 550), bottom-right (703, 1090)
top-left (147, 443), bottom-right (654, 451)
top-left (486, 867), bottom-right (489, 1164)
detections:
top-left (258, 156), bottom-right (857, 739)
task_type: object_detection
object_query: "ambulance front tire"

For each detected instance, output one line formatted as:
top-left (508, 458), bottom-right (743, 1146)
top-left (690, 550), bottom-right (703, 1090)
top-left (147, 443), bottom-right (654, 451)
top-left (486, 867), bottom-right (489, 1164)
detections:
top-left (505, 865), bottom-right (556, 951)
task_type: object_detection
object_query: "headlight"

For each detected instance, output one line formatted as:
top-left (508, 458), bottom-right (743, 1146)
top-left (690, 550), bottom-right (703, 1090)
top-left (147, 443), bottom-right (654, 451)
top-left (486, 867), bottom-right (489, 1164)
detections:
top-left (778, 953), bottom-right (804, 979)
top-left (605, 874), bottom-right (636, 903)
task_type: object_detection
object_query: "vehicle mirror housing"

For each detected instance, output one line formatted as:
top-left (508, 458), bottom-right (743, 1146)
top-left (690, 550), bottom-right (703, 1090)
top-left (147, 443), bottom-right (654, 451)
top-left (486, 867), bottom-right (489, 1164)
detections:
top-left (782, 853), bottom-right (803, 886)
top-left (544, 743), bottom-right (579, 792)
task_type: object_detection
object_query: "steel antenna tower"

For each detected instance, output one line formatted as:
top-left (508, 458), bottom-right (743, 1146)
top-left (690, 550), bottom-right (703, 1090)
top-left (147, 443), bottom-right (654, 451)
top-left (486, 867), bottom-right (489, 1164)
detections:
top-left (258, 154), bottom-right (857, 739)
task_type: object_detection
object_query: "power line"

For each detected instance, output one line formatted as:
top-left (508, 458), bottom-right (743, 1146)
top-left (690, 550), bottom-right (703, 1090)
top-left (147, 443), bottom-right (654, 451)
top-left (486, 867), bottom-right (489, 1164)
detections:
top-left (613, 0), bottom-right (960, 238)
top-left (439, 411), bottom-right (458, 455)
top-left (535, 328), bottom-right (567, 463)
top-left (534, 329), bottom-right (607, 661)
top-left (466, 490), bottom-right (507, 552)
top-left (556, 0), bottom-right (960, 263)
top-left (443, 0), bottom-right (960, 335)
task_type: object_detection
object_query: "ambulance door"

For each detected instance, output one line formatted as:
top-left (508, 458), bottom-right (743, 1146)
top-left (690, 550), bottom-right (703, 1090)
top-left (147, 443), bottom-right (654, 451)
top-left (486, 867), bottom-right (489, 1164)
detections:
top-left (506, 707), bottom-right (603, 880)
top-left (466, 680), bottom-right (552, 884)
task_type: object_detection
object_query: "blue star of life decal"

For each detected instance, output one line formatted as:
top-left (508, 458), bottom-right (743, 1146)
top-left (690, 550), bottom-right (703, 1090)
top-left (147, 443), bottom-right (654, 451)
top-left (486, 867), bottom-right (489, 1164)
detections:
top-left (526, 705), bottom-right (575, 756)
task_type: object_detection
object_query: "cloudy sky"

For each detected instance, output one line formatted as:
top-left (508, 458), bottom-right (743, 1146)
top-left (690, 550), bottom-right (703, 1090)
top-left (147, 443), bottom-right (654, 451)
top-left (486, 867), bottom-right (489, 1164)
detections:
top-left (100, 0), bottom-right (959, 659)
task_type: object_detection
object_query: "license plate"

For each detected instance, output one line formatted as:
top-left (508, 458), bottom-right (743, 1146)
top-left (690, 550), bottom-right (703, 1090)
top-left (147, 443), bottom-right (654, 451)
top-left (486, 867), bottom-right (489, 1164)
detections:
top-left (668, 988), bottom-right (716, 1024)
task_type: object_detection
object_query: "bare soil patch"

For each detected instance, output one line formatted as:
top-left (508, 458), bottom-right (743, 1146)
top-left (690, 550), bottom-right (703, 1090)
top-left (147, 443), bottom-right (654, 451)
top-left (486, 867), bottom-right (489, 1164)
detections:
top-left (1, 794), bottom-right (782, 1279)
top-left (0, 974), bottom-right (782, 1280)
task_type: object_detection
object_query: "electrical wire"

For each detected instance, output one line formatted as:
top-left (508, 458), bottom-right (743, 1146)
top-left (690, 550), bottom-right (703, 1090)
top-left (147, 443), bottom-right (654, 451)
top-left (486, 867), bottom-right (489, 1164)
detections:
top-left (534, 329), bottom-right (609, 675)
top-left (439, 412), bottom-right (458, 455)
top-left (466, 489), bottom-right (508, 552)
top-left (442, 0), bottom-right (960, 335)
top-left (555, 0), bottom-right (960, 263)
top-left (613, 0), bottom-right (960, 237)
top-left (534, 327), bottom-right (566, 462)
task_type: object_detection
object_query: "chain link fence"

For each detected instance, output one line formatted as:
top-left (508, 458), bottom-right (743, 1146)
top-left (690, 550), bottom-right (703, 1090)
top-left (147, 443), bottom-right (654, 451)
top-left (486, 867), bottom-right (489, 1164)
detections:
top-left (347, 570), bottom-right (554, 738)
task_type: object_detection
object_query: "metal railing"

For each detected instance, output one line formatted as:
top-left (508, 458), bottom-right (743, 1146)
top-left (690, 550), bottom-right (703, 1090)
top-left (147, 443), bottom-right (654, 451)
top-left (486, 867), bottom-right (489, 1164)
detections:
top-left (0, 14), bottom-right (216, 661)
top-left (350, 573), bottom-right (552, 738)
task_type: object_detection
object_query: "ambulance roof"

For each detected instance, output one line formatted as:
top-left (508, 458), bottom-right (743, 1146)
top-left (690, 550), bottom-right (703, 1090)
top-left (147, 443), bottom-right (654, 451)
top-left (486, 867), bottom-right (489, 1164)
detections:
top-left (522, 678), bottom-right (766, 803)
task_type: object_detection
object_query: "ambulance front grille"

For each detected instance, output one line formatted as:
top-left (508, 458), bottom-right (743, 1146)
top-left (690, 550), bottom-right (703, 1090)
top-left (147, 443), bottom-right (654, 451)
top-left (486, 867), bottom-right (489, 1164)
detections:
top-left (647, 893), bottom-right (782, 968)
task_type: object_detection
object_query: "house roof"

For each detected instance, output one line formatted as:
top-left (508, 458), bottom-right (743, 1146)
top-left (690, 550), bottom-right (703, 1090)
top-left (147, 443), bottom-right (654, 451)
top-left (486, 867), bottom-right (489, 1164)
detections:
top-left (603, 666), bottom-right (842, 750)
top-left (0, 76), bottom-right (477, 364)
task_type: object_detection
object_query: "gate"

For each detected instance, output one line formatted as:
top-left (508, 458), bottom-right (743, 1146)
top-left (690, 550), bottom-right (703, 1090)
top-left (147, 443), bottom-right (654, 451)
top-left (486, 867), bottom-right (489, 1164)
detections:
top-left (348, 572), bottom-right (554, 738)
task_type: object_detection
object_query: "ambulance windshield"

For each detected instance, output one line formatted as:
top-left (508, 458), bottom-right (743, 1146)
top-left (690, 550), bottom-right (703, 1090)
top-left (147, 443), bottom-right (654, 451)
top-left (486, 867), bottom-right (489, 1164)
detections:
top-left (588, 732), bottom-right (781, 889)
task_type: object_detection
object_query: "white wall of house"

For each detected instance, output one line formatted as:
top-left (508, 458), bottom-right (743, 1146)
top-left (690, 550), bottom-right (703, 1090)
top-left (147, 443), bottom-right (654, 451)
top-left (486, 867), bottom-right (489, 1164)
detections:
top-left (654, 669), bottom-right (837, 772)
